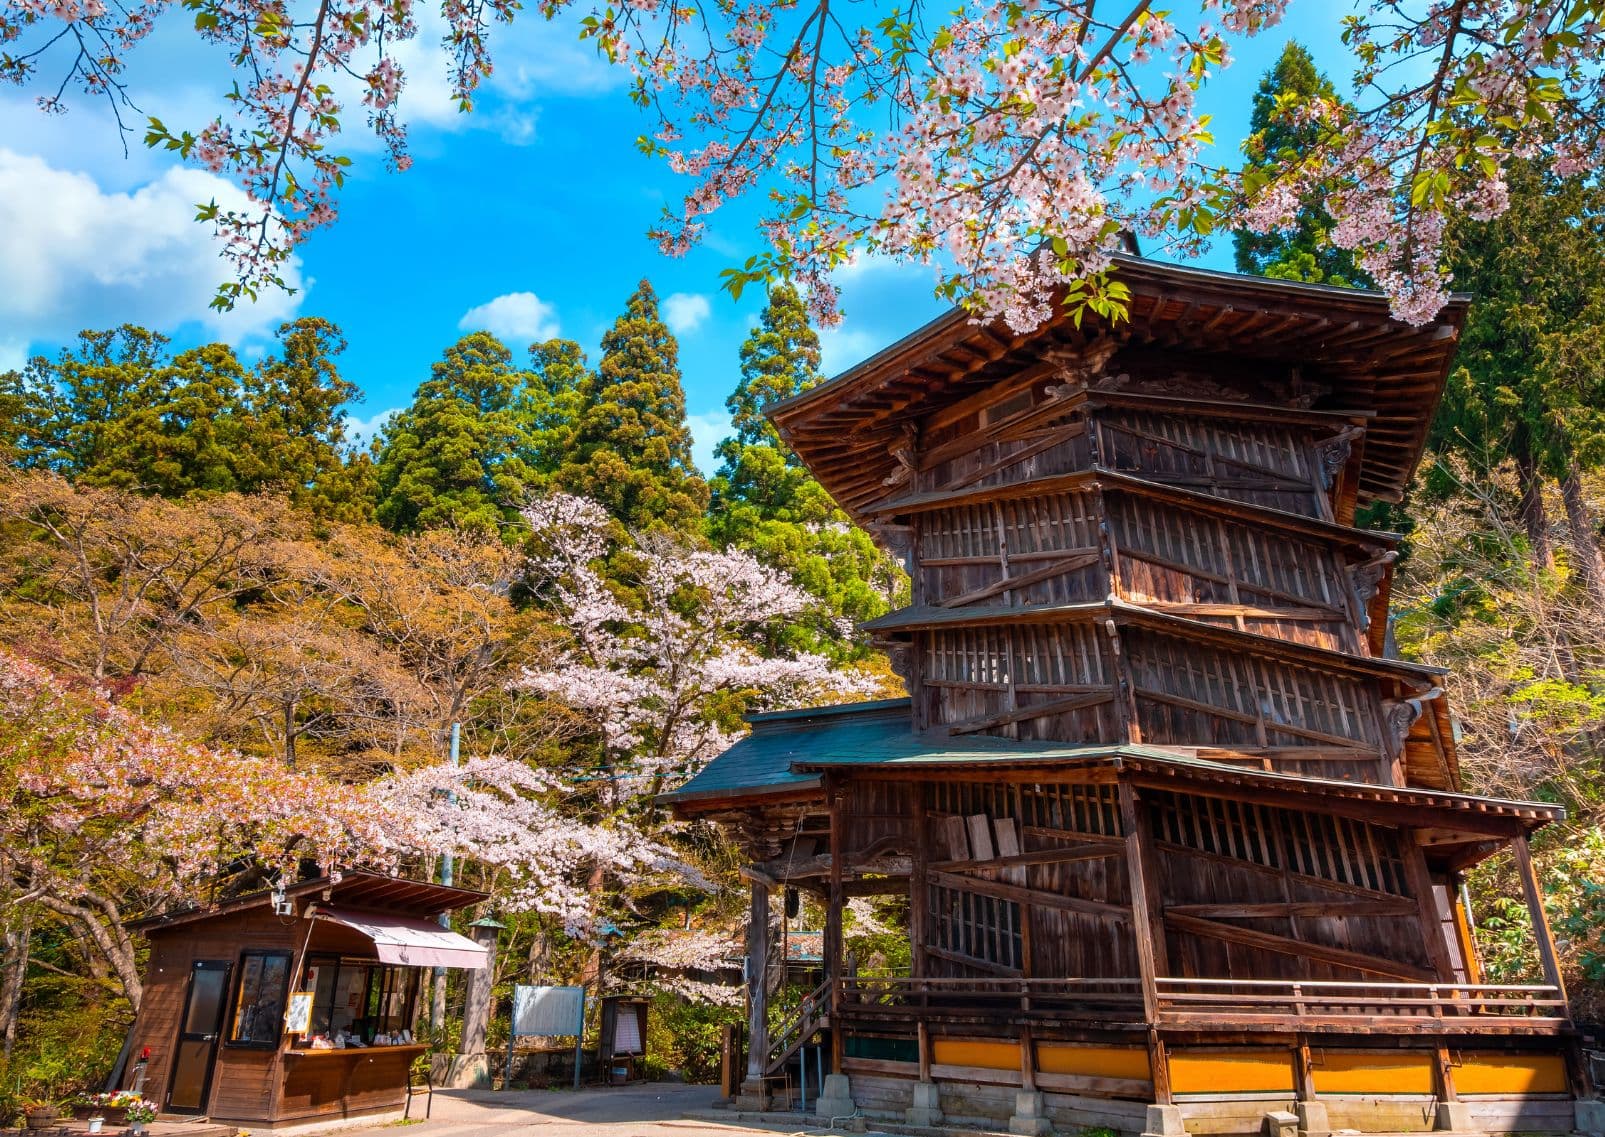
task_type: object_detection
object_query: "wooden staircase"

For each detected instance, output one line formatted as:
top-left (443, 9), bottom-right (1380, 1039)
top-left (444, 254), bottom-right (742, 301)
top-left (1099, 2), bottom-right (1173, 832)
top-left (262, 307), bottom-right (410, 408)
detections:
top-left (766, 979), bottom-right (830, 1075)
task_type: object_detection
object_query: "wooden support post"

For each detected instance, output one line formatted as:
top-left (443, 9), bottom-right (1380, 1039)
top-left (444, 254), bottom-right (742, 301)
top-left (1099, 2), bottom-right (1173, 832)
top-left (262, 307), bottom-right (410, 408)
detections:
top-left (917, 1020), bottom-right (932, 1083)
top-left (1403, 832), bottom-right (1458, 984)
top-left (1119, 780), bottom-right (1163, 1024)
top-left (1432, 1045), bottom-right (1458, 1103)
top-left (1148, 1029), bottom-right (1172, 1106)
top-left (1293, 1040), bottom-right (1316, 1103)
top-left (743, 877), bottom-right (771, 1084)
top-left (1448, 873), bottom-right (1482, 984)
top-left (827, 778), bottom-right (847, 1073)
top-left (1512, 833), bottom-right (1568, 1001)
top-left (911, 784), bottom-right (928, 982)
top-left (1020, 1025), bottom-right (1037, 1092)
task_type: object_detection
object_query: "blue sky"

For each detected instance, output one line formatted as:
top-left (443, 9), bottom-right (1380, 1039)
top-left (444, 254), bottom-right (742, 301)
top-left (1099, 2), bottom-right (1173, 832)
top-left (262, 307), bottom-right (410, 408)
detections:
top-left (0, 3), bottom-right (1360, 473)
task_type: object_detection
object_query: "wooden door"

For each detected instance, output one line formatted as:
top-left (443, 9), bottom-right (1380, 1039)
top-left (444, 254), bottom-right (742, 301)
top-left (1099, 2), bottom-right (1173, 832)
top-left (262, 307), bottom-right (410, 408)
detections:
top-left (166, 960), bottom-right (232, 1114)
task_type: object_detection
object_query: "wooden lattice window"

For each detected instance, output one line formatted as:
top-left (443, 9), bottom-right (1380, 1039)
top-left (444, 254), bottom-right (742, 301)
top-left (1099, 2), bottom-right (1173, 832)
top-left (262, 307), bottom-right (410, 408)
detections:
top-left (930, 883), bottom-right (1023, 974)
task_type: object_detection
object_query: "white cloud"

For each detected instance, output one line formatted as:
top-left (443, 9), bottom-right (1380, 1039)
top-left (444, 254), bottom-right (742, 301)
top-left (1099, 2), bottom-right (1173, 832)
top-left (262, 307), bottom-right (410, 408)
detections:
top-left (0, 148), bottom-right (304, 357)
top-left (458, 292), bottom-right (561, 344)
top-left (816, 254), bottom-right (946, 377)
top-left (663, 292), bottom-right (712, 337)
top-left (685, 408), bottom-right (732, 477)
top-left (346, 407), bottom-right (402, 447)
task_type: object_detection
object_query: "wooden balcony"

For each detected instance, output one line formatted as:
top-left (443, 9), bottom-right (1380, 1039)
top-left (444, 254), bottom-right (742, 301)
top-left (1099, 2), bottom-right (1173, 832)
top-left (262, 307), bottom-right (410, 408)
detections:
top-left (836, 976), bottom-right (1569, 1038)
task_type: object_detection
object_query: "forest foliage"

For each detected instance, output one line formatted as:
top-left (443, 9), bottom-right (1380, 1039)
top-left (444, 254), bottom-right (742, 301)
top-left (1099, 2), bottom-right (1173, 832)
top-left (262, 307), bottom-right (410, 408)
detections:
top-left (0, 279), bottom-right (904, 1107)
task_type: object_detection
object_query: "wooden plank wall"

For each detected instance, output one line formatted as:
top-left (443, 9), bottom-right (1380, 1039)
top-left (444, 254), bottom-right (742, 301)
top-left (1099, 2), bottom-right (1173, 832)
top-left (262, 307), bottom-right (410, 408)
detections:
top-left (872, 774), bottom-right (1441, 988)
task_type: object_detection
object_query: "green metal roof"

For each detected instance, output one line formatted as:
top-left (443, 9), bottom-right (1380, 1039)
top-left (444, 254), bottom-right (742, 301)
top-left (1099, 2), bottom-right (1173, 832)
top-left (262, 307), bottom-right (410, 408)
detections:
top-left (661, 698), bottom-right (1179, 806)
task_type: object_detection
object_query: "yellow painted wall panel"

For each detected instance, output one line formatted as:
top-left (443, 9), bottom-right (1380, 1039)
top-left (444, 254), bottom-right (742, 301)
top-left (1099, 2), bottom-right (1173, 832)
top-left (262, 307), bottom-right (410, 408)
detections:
top-left (1036, 1044), bottom-right (1151, 1080)
top-left (932, 1039), bottom-right (1022, 1071)
top-left (1454, 1055), bottom-right (1568, 1095)
top-left (1170, 1050), bottom-right (1295, 1095)
top-left (1310, 1051), bottom-right (1434, 1095)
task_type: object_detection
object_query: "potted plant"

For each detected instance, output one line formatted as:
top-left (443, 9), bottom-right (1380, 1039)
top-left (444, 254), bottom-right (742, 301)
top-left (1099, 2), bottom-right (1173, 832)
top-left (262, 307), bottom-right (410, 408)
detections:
top-left (22, 1099), bottom-right (60, 1130)
top-left (73, 1091), bottom-right (143, 1125)
top-left (124, 1097), bottom-right (157, 1136)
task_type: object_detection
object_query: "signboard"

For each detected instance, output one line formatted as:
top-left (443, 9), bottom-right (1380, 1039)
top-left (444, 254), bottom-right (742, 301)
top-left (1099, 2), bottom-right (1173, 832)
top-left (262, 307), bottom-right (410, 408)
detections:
top-left (284, 992), bottom-right (314, 1035)
top-left (506, 985), bottom-right (585, 1090)
top-left (511, 985), bottom-right (584, 1038)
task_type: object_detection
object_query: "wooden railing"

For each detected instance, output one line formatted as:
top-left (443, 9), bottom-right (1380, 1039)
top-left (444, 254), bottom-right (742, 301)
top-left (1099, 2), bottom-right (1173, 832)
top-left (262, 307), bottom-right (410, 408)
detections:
top-left (833, 976), bottom-right (1567, 1034)
top-left (767, 979), bottom-right (831, 1074)
top-left (1156, 978), bottom-right (1569, 1031)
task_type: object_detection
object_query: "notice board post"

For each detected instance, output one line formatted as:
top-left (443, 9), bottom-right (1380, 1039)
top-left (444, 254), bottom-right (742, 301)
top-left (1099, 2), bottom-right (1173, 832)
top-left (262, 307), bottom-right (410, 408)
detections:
top-left (505, 985), bottom-right (585, 1090)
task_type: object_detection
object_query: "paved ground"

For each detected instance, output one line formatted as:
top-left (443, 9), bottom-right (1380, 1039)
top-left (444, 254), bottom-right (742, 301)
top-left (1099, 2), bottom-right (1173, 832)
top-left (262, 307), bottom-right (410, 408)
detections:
top-left (333, 1083), bottom-right (837, 1137)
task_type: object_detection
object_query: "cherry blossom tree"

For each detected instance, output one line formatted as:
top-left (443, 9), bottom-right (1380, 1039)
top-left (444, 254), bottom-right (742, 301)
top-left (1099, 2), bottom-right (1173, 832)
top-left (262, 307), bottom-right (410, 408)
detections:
top-left (3, 0), bottom-right (1600, 325)
top-left (517, 492), bottom-right (877, 797)
top-left (370, 753), bottom-right (708, 931)
top-left (0, 649), bottom-right (394, 1010)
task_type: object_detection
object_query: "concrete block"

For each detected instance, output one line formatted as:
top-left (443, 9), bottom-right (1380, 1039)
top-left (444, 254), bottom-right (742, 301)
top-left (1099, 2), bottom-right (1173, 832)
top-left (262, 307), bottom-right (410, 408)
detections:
top-left (1294, 1100), bottom-right (1330, 1137)
top-left (1576, 1099), bottom-right (1605, 1137)
top-left (438, 1053), bottom-right (490, 1089)
top-left (1434, 1100), bottom-right (1473, 1131)
top-left (816, 1072), bottom-right (857, 1122)
top-left (1143, 1103), bottom-right (1188, 1137)
top-left (1009, 1090), bottom-right (1053, 1136)
top-left (731, 1077), bottom-right (771, 1112)
top-left (905, 1081), bottom-right (944, 1127)
top-left (1263, 1110), bottom-right (1298, 1137)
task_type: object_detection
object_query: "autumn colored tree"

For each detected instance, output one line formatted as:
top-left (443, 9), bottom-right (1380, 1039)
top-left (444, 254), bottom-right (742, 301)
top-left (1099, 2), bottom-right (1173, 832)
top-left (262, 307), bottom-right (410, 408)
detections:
top-left (374, 332), bottom-right (540, 535)
top-left (0, 649), bottom-right (392, 1012)
top-left (0, 472), bottom-right (291, 684)
top-left (553, 282), bottom-right (707, 533)
top-left (1233, 43), bottom-right (1370, 289)
top-left (708, 284), bottom-right (905, 657)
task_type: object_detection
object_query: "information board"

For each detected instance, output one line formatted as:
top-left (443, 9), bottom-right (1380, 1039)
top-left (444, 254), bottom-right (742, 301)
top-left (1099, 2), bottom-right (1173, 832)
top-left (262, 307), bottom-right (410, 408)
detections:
top-left (506, 985), bottom-right (585, 1089)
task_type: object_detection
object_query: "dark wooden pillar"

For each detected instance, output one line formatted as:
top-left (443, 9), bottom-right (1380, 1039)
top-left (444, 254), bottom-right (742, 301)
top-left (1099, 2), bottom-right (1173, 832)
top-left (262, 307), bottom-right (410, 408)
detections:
top-left (1402, 832), bottom-right (1458, 983)
top-left (1512, 833), bottom-right (1567, 1000)
top-left (1119, 780), bottom-right (1166, 1022)
top-left (742, 877), bottom-right (771, 1085)
top-left (826, 777), bottom-right (846, 1072)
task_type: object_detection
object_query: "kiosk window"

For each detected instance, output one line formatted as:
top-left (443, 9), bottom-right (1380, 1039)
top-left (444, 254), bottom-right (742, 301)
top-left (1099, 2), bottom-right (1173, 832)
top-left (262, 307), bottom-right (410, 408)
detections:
top-left (228, 951), bottom-right (291, 1047)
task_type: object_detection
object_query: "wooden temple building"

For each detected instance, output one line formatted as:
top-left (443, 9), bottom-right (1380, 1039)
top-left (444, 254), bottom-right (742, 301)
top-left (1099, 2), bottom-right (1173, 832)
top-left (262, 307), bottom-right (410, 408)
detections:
top-left (665, 257), bottom-right (1603, 1137)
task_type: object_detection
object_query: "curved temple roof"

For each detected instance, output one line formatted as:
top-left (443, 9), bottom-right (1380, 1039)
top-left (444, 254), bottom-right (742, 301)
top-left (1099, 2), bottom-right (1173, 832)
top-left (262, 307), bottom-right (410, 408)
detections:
top-left (770, 255), bottom-right (1469, 523)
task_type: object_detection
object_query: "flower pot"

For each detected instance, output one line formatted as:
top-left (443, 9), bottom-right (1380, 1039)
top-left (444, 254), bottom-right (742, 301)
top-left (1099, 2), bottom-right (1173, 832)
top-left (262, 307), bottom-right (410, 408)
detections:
top-left (87, 1117), bottom-right (105, 1133)
top-left (24, 1106), bottom-right (60, 1130)
top-left (129, 1122), bottom-right (147, 1136)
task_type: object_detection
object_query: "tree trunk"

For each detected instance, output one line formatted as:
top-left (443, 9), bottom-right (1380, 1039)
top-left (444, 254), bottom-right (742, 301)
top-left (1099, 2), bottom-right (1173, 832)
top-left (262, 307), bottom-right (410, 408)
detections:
top-left (0, 913), bottom-right (32, 1058)
top-left (459, 926), bottom-right (500, 1056)
top-left (33, 893), bottom-right (142, 1011)
top-left (1561, 461), bottom-right (1605, 611)
top-left (1516, 443), bottom-right (1554, 573)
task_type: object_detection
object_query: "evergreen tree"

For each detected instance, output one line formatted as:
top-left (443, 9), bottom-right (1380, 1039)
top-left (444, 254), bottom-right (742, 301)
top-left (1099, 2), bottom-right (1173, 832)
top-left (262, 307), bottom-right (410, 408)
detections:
top-left (708, 284), bottom-right (905, 659)
top-left (554, 281), bottom-right (707, 533)
top-left (41, 326), bottom-right (178, 484)
top-left (524, 338), bottom-right (593, 480)
top-left (374, 332), bottom-right (539, 535)
top-left (91, 341), bottom-right (248, 495)
top-left (238, 317), bottom-right (370, 520)
top-left (1234, 43), bottom-right (1370, 289)
top-left (1434, 158), bottom-right (1605, 601)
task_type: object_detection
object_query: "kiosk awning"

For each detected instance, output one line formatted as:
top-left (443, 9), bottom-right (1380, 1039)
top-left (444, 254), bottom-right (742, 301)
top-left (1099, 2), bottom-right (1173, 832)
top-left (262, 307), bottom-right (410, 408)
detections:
top-left (314, 906), bottom-right (488, 969)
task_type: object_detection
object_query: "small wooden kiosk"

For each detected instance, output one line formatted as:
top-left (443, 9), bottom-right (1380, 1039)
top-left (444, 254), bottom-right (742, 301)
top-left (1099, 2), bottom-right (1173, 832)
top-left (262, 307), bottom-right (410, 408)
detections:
top-left (126, 871), bottom-right (487, 1128)
top-left (667, 257), bottom-right (1603, 1137)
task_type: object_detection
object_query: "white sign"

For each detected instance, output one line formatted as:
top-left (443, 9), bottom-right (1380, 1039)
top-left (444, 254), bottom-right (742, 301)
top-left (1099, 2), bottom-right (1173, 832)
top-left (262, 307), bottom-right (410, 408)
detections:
top-left (511, 985), bottom-right (585, 1038)
top-left (284, 992), bottom-right (314, 1035)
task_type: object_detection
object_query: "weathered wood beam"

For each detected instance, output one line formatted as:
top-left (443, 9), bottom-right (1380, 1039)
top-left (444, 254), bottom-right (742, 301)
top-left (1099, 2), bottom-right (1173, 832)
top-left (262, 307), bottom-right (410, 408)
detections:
top-left (928, 870), bottom-right (1130, 921)
top-left (1165, 899), bottom-right (1415, 918)
top-left (1164, 912), bottom-right (1438, 982)
top-left (945, 689), bottom-right (1115, 736)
